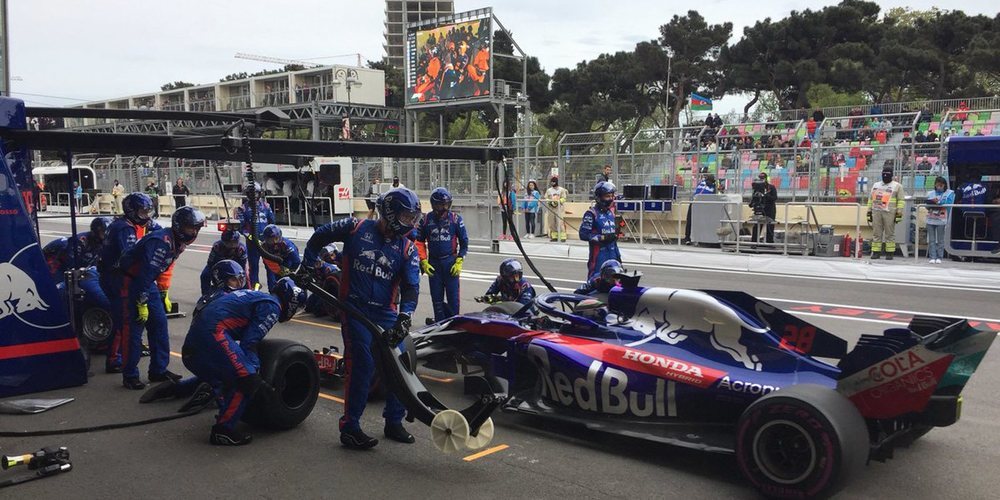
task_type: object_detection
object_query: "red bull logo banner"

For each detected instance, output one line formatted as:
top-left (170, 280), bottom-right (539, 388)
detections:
top-left (0, 97), bottom-right (88, 397)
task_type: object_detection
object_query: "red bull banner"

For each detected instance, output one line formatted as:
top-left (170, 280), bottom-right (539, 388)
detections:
top-left (0, 97), bottom-right (88, 397)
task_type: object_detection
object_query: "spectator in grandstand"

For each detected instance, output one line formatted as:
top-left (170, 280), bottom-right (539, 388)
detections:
top-left (918, 156), bottom-right (933, 171)
top-left (806, 117), bottom-right (817, 139)
top-left (919, 105), bottom-right (932, 123)
top-left (870, 102), bottom-right (883, 116)
top-left (926, 129), bottom-right (939, 143)
top-left (172, 178), bottom-right (190, 208)
top-left (955, 101), bottom-right (970, 121)
top-left (901, 131), bottom-right (913, 145)
top-left (812, 108), bottom-right (825, 124)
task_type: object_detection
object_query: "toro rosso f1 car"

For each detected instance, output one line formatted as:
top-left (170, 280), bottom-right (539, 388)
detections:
top-left (411, 274), bottom-right (995, 498)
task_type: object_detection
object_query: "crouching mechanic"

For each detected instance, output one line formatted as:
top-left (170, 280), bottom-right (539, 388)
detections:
top-left (574, 259), bottom-right (624, 296)
top-left (414, 187), bottom-right (469, 322)
top-left (101, 193), bottom-right (161, 373)
top-left (303, 188), bottom-right (421, 449)
top-left (182, 262), bottom-right (305, 445)
top-left (200, 229), bottom-right (249, 296)
top-left (580, 181), bottom-right (622, 280)
top-left (261, 225), bottom-right (301, 291)
top-left (304, 244), bottom-right (341, 317)
top-left (117, 206), bottom-right (206, 389)
top-left (483, 259), bottom-right (536, 306)
top-left (43, 216), bottom-right (112, 280)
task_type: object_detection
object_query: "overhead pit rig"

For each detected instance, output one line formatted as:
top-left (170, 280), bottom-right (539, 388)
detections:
top-left (0, 98), bottom-right (508, 451)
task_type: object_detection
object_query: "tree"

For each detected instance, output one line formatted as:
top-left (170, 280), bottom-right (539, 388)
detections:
top-left (367, 60), bottom-right (404, 109)
top-left (805, 84), bottom-right (870, 108)
top-left (160, 81), bottom-right (195, 91)
top-left (658, 11), bottom-right (732, 127)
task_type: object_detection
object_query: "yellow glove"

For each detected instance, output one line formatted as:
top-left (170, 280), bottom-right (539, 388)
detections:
top-left (254, 282), bottom-right (262, 291)
top-left (161, 291), bottom-right (172, 312)
top-left (136, 302), bottom-right (149, 323)
top-left (419, 259), bottom-right (435, 276)
top-left (895, 210), bottom-right (903, 223)
top-left (450, 257), bottom-right (464, 277)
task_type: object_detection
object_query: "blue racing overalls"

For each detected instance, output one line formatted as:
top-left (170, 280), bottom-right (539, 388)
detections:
top-left (485, 277), bottom-right (537, 306)
top-left (117, 228), bottom-right (185, 380)
top-left (181, 290), bottom-right (280, 430)
top-left (579, 206), bottom-right (621, 280)
top-left (304, 218), bottom-right (420, 432)
top-left (99, 218), bottom-right (161, 368)
top-left (414, 211), bottom-right (468, 321)
top-left (261, 237), bottom-right (300, 291)
top-left (235, 200), bottom-right (275, 288)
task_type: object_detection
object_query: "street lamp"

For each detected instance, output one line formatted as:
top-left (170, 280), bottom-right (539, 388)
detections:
top-left (332, 68), bottom-right (362, 140)
top-left (661, 45), bottom-right (674, 128)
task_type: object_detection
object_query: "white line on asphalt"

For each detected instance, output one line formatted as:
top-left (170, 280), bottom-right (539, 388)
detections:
top-left (760, 297), bottom-right (1000, 324)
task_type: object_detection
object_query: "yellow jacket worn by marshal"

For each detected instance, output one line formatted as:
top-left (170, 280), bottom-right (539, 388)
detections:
top-left (868, 180), bottom-right (904, 213)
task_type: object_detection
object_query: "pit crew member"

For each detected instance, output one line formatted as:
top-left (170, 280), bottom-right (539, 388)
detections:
top-left (234, 183), bottom-right (275, 288)
top-left (413, 187), bottom-right (469, 321)
top-left (260, 225), bottom-right (301, 291)
top-left (200, 229), bottom-right (249, 296)
top-left (580, 181), bottom-right (622, 280)
top-left (574, 259), bottom-right (624, 296)
top-left (483, 258), bottom-right (536, 306)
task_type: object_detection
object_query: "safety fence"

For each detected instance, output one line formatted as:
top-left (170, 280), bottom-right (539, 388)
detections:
top-left (912, 203), bottom-right (1000, 261)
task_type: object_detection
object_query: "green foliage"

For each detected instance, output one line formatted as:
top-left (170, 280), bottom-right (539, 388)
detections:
top-left (219, 65), bottom-right (307, 83)
top-left (160, 81), bottom-right (195, 91)
top-left (367, 60), bottom-right (404, 108)
top-left (805, 84), bottom-right (870, 108)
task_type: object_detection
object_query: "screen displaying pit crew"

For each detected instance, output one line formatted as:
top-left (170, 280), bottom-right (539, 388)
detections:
top-left (406, 17), bottom-right (491, 104)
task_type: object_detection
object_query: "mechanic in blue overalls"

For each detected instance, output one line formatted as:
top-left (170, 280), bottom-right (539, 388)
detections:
top-left (260, 225), bottom-right (301, 291)
top-left (117, 207), bottom-right (206, 390)
top-left (303, 188), bottom-right (421, 449)
top-left (484, 259), bottom-right (537, 306)
top-left (182, 261), bottom-right (305, 446)
top-left (43, 216), bottom-right (111, 281)
top-left (574, 259), bottom-right (624, 296)
top-left (100, 193), bottom-right (161, 374)
top-left (200, 229), bottom-right (249, 296)
top-left (414, 187), bottom-right (469, 322)
top-left (304, 244), bottom-right (341, 317)
top-left (580, 181), bottom-right (622, 280)
top-left (235, 183), bottom-right (275, 289)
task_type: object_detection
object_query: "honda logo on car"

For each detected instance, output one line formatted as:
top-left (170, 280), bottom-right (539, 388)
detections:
top-left (622, 349), bottom-right (704, 380)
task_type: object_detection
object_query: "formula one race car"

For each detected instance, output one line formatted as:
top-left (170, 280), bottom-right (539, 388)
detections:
top-left (410, 273), bottom-right (995, 498)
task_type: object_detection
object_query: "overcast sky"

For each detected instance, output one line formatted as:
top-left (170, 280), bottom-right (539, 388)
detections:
top-left (8, 1), bottom-right (998, 114)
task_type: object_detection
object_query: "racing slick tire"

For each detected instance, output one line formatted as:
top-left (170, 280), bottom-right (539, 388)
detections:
top-left (735, 384), bottom-right (868, 499)
top-left (243, 339), bottom-right (321, 430)
top-left (483, 301), bottom-right (524, 316)
top-left (79, 306), bottom-right (113, 351)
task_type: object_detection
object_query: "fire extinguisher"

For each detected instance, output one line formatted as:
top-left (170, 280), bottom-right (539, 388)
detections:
top-left (842, 234), bottom-right (852, 257)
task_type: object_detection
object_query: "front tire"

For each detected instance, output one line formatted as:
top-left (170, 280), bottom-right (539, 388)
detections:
top-left (735, 384), bottom-right (869, 499)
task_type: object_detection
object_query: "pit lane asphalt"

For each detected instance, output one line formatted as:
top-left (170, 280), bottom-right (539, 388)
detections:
top-left (6, 220), bottom-right (999, 499)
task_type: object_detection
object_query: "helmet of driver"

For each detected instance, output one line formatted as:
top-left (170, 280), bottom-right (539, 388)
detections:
top-left (89, 216), bottom-right (112, 244)
top-left (599, 259), bottom-right (624, 284)
top-left (429, 187), bottom-right (453, 214)
top-left (319, 243), bottom-right (340, 264)
top-left (377, 188), bottom-right (422, 237)
top-left (499, 258), bottom-right (523, 283)
top-left (122, 192), bottom-right (154, 226)
top-left (594, 181), bottom-right (616, 209)
top-left (271, 277), bottom-right (306, 322)
top-left (170, 206), bottom-right (206, 245)
top-left (210, 259), bottom-right (246, 292)
top-left (221, 228), bottom-right (241, 245)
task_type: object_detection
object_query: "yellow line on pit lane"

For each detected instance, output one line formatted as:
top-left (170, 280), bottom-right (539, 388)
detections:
top-left (291, 317), bottom-right (341, 330)
top-left (463, 444), bottom-right (509, 462)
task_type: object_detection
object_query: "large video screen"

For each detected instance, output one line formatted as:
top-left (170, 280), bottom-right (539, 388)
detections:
top-left (406, 17), bottom-right (492, 105)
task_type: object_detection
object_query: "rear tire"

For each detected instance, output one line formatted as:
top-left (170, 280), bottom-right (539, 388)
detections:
top-left (243, 339), bottom-right (321, 430)
top-left (735, 384), bottom-right (869, 499)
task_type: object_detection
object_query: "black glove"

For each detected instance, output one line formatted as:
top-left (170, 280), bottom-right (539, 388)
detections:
top-left (866, 210), bottom-right (873, 224)
top-left (385, 313), bottom-right (411, 345)
top-left (235, 373), bottom-right (263, 396)
top-left (603, 233), bottom-right (618, 243)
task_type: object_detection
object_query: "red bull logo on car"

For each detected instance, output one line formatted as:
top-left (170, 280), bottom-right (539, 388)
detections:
top-left (0, 260), bottom-right (51, 320)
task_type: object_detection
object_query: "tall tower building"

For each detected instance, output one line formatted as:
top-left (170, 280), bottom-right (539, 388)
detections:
top-left (384, 1), bottom-right (454, 69)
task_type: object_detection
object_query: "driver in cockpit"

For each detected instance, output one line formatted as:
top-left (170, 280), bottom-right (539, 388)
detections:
top-left (574, 260), bottom-right (624, 296)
